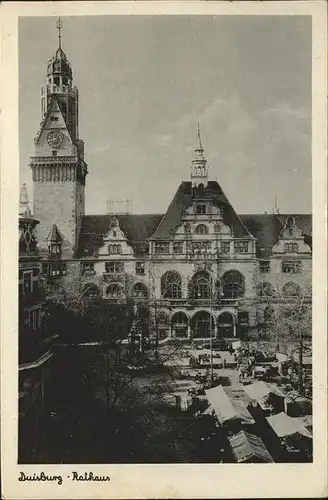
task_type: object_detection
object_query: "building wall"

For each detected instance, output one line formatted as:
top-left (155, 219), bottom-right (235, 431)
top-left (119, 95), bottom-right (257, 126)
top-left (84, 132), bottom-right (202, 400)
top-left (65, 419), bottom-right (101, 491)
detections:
top-left (34, 180), bottom-right (81, 254)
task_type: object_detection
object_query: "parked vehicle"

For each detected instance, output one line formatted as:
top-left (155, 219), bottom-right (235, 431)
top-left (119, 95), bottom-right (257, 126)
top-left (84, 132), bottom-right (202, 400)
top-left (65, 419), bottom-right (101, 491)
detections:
top-left (199, 339), bottom-right (228, 351)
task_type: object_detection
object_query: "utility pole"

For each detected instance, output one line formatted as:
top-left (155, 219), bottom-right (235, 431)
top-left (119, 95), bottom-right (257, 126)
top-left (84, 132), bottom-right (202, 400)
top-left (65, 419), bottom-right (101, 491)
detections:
top-left (210, 278), bottom-right (213, 385)
top-left (298, 295), bottom-right (306, 394)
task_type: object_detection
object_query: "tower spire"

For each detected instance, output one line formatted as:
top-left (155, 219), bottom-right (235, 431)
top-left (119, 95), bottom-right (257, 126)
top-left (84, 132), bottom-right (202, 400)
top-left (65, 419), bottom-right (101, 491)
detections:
top-left (191, 125), bottom-right (208, 188)
top-left (56, 17), bottom-right (63, 49)
top-left (197, 122), bottom-right (203, 149)
top-left (19, 183), bottom-right (32, 218)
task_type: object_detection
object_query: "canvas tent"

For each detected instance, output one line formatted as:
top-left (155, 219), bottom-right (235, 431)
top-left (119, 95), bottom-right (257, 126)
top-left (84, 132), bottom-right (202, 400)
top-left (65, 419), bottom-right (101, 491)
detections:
top-left (228, 430), bottom-right (274, 463)
top-left (205, 385), bottom-right (255, 425)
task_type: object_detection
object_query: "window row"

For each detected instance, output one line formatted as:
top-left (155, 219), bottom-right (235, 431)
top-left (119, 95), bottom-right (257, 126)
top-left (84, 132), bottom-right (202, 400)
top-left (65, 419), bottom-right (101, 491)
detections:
top-left (154, 240), bottom-right (249, 255)
top-left (81, 270), bottom-right (246, 301)
top-left (41, 262), bottom-right (67, 277)
top-left (161, 270), bottom-right (245, 300)
top-left (284, 243), bottom-right (299, 253)
top-left (81, 261), bottom-right (146, 276)
top-left (81, 282), bottom-right (149, 299)
top-left (256, 281), bottom-right (305, 297)
top-left (108, 244), bottom-right (122, 255)
top-left (260, 260), bottom-right (302, 274)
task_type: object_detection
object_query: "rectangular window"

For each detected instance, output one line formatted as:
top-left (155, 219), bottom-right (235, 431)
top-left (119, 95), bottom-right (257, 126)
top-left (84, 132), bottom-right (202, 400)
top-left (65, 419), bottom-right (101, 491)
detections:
top-left (260, 260), bottom-right (271, 273)
top-left (238, 312), bottom-right (249, 324)
top-left (221, 242), bottom-right (231, 254)
top-left (136, 262), bottom-right (145, 275)
top-left (23, 272), bottom-right (33, 295)
top-left (191, 241), bottom-right (211, 253)
top-left (108, 244), bottom-right (122, 255)
top-left (173, 242), bottom-right (184, 254)
top-left (155, 242), bottom-right (170, 254)
top-left (282, 261), bottom-right (301, 274)
top-left (196, 204), bottom-right (206, 215)
top-left (234, 241), bottom-right (249, 254)
top-left (81, 262), bottom-right (95, 276)
top-left (105, 261), bottom-right (124, 273)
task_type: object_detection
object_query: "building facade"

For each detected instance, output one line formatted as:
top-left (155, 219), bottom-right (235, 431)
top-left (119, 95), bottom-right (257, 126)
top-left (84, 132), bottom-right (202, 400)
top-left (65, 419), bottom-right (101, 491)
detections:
top-left (29, 26), bottom-right (312, 343)
top-left (18, 185), bottom-right (55, 461)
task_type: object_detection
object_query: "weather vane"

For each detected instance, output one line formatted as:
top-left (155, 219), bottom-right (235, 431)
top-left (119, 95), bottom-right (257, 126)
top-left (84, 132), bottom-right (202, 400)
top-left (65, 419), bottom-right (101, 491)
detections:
top-left (56, 17), bottom-right (63, 49)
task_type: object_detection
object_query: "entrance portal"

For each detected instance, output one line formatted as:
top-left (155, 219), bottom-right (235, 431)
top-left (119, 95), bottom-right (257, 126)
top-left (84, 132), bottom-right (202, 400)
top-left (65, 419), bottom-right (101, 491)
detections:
top-left (171, 312), bottom-right (188, 339)
top-left (217, 312), bottom-right (234, 338)
top-left (191, 311), bottom-right (215, 339)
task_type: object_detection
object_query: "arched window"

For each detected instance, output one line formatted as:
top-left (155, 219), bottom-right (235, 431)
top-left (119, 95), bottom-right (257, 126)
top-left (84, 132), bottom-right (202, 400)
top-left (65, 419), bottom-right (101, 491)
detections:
top-left (105, 283), bottom-right (123, 298)
top-left (132, 282), bottom-right (148, 299)
top-left (161, 271), bottom-right (182, 299)
top-left (256, 281), bottom-right (274, 297)
top-left (81, 283), bottom-right (100, 298)
top-left (221, 270), bottom-right (245, 299)
top-left (190, 271), bottom-right (212, 299)
top-left (171, 312), bottom-right (189, 339)
top-left (195, 224), bottom-right (208, 235)
top-left (218, 312), bottom-right (234, 324)
top-left (191, 311), bottom-right (215, 339)
top-left (282, 281), bottom-right (301, 297)
top-left (263, 306), bottom-right (275, 323)
top-left (214, 223), bottom-right (221, 233)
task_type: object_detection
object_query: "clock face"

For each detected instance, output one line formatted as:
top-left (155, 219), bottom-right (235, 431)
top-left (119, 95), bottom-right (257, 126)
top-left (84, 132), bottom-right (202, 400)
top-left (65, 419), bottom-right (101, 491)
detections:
top-left (47, 130), bottom-right (64, 148)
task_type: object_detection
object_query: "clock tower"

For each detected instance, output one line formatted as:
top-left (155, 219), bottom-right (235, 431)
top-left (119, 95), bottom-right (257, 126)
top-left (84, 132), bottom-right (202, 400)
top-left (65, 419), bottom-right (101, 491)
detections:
top-left (30, 19), bottom-right (87, 257)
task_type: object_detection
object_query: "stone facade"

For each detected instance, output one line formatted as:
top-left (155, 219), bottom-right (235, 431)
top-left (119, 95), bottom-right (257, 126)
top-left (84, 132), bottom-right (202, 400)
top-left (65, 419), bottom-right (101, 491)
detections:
top-left (31, 39), bottom-right (87, 258)
top-left (30, 28), bottom-right (312, 343)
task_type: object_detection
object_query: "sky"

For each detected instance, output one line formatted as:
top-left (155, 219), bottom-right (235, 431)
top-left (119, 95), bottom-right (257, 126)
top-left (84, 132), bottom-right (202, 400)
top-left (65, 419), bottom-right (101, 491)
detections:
top-left (19, 15), bottom-right (312, 215)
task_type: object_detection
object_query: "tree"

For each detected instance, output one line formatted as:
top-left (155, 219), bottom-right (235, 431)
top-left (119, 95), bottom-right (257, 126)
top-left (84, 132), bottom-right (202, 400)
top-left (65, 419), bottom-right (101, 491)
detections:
top-left (252, 284), bottom-right (312, 394)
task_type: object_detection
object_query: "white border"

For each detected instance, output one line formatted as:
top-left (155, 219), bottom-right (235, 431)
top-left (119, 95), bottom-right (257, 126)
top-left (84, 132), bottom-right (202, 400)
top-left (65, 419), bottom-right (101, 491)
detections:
top-left (1, 2), bottom-right (327, 498)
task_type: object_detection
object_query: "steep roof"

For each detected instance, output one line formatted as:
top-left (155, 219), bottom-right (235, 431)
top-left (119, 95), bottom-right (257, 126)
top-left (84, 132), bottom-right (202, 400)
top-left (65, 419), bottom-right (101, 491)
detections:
top-left (240, 213), bottom-right (312, 257)
top-left (228, 430), bottom-right (274, 463)
top-left (76, 214), bottom-right (162, 258)
top-left (34, 94), bottom-right (73, 145)
top-left (150, 181), bottom-right (253, 240)
top-left (76, 209), bottom-right (312, 259)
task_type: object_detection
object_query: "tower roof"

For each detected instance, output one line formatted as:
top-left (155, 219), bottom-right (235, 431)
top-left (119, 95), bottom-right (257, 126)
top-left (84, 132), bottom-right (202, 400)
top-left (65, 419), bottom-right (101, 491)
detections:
top-left (47, 224), bottom-right (62, 243)
top-left (47, 18), bottom-right (72, 78)
top-left (19, 183), bottom-right (32, 218)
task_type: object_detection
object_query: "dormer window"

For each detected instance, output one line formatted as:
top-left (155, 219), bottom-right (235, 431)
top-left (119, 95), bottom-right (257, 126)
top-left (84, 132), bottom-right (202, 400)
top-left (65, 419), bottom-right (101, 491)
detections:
top-left (196, 204), bottom-right (206, 215)
top-left (108, 244), bottom-right (122, 255)
top-left (235, 241), bottom-right (249, 254)
top-left (47, 224), bottom-right (62, 258)
top-left (284, 243), bottom-right (299, 253)
top-left (48, 241), bottom-right (61, 256)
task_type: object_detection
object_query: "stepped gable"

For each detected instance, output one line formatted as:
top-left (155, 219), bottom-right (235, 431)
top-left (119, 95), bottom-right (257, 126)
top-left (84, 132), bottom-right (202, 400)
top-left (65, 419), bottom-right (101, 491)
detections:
top-left (150, 180), bottom-right (253, 240)
top-left (241, 213), bottom-right (312, 257)
top-left (77, 214), bottom-right (163, 258)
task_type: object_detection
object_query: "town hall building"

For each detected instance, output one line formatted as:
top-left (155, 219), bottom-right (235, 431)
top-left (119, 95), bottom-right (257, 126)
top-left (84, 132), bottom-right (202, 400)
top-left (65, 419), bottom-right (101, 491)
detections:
top-left (25, 23), bottom-right (312, 342)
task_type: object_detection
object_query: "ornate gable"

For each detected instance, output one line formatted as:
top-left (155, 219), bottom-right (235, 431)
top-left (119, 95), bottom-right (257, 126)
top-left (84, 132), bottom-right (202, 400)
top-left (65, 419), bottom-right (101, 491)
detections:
top-left (34, 96), bottom-right (76, 156)
top-left (98, 217), bottom-right (134, 257)
top-left (272, 216), bottom-right (311, 255)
